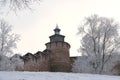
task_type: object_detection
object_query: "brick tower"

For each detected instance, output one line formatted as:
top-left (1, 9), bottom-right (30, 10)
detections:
top-left (45, 25), bottom-right (71, 72)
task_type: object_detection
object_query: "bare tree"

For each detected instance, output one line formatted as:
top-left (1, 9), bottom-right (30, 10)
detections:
top-left (75, 15), bottom-right (120, 74)
top-left (0, 19), bottom-right (19, 56)
top-left (0, 0), bottom-right (40, 11)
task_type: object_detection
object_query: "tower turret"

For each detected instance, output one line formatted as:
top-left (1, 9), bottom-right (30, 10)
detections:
top-left (45, 25), bottom-right (71, 72)
top-left (49, 25), bottom-right (65, 42)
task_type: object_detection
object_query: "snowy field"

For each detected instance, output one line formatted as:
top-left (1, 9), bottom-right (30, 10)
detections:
top-left (0, 72), bottom-right (120, 80)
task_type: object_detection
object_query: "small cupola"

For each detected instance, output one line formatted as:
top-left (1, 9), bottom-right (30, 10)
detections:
top-left (54, 24), bottom-right (61, 35)
top-left (49, 25), bottom-right (65, 42)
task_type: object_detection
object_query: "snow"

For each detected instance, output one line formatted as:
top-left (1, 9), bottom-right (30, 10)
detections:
top-left (0, 72), bottom-right (120, 80)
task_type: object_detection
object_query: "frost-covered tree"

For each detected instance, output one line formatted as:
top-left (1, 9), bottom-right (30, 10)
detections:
top-left (0, 19), bottom-right (20, 71)
top-left (0, 54), bottom-right (24, 71)
top-left (73, 15), bottom-right (120, 74)
top-left (72, 56), bottom-right (92, 73)
top-left (0, 54), bottom-right (14, 71)
top-left (10, 54), bottom-right (24, 71)
top-left (0, 19), bottom-right (19, 56)
top-left (0, 0), bottom-right (40, 11)
top-left (72, 55), bottom-right (120, 75)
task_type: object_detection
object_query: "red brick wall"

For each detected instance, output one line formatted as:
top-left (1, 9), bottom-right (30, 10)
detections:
top-left (23, 53), bottom-right (50, 71)
top-left (46, 41), bottom-right (71, 72)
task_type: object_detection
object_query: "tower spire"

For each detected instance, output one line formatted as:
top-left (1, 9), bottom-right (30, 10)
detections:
top-left (54, 24), bottom-right (61, 35)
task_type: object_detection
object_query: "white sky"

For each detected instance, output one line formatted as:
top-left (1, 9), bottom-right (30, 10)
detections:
top-left (1, 0), bottom-right (120, 56)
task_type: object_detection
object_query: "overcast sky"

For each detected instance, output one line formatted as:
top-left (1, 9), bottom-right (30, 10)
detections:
top-left (0, 0), bottom-right (120, 56)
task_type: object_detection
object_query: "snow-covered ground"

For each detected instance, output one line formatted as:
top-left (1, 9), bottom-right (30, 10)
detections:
top-left (0, 72), bottom-right (120, 80)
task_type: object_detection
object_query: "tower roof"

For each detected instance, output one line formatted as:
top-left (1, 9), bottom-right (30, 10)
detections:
top-left (49, 25), bottom-right (65, 42)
